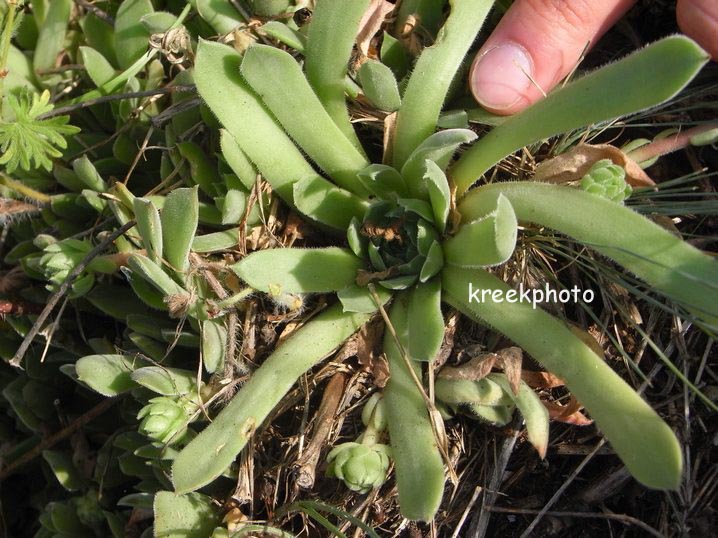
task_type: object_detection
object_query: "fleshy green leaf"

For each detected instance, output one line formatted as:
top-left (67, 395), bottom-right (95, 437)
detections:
top-left (42, 450), bottom-right (85, 491)
top-left (383, 294), bottom-right (445, 521)
top-left (444, 193), bottom-right (517, 267)
top-left (33, 0), bottom-right (72, 85)
top-left (423, 160), bottom-right (451, 232)
top-left (196, 0), bottom-right (243, 34)
top-left (172, 303), bottom-right (374, 493)
top-left (293, 176), bottom-right (369, 231)
top-left (161, 187), bottom-right (198, 276)
top-left (443, 265), bottom-right (683, 490)
top-left (356, 164), bottom-right (409, 199)
top-left (459, 182), bottom-right (718, 328)
top-left (305, 0), bottom-right (369, 151)
top-left (452, 36), bottom-right (711, 195)
top-left (114, 0), bottom-right (154, 70)
top-left (240, 44), bottom-right (370, 195)
top-left (338, 284), bottom-right (392, 313)
top-left (130, 366), bottom-right (197, 396)
top-left (232, 247), bottom-right (363, 294)
top-left (153, 491), bottom-right (219, 538)
top-left (202, 318), bottom-right (227, 374)
top-left (194, 39), bottom-right (319, 205)
top-left (79, 46), bottom-right (116, 87)
top-left (401, 128), bottom-right (477, 199)
top-left (261, 21), bottom-right (307, 53)
top-left (220, 129), bottom-right (257, 191)
top-left (392, 0), bottom-right (492, 168)
top-left (489, 374), bottom-right (549, 458)
top-left (75, 354), bottom-right (147, 396)
top-left (133, 197), bottom-right (163, 264)
top-left (407, 278), bottom-right (444, 362)
top-left (358, 60), bottom-right (401, 112)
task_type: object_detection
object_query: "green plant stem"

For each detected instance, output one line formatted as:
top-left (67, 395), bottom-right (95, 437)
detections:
top-left (0, 173), bottom-right (51, 203)
top-left (215, 288), bottom-right (254, 310)
top-left (392, 0), bottom-right (493, 168)
top-left (442, 265), bottom-right (682, 490)
top-left (459, 182), bottom-right (718, 329)
top-left (0, 0), bottom-right (19, 116)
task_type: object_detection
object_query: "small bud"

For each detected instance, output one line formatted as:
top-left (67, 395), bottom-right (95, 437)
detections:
top-left (580, 159), bottom-right (632, 203)
top-left (326, 442), bottom-right (392, 494)
top-left (137, 396), bottom-right (197, 444)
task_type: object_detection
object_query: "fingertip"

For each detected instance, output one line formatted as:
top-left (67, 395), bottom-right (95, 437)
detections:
top-left (677, 0), bottom-right (718, 60)
top-left (470, 42), bottom-right (535, 115)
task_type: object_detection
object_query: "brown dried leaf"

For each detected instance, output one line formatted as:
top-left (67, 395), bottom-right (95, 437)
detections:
top-left (356, 0), bottom-right (395, 58)
top-left (521, 370), bottom-right (566, 389)
top-left (382, 111), bottom-right (397, 164)
top-left (0, 197), bottom-right (40, 219)
top-left (438, 352), bottom-right (496, 381)
top-left (495, 346), bottom-right (523, 395)
top-left (543, 396), bottom-right (593, 426)
top-left (533, 143), bottom-right (656, 187)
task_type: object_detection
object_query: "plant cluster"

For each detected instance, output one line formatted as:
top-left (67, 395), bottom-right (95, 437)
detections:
top-left (0, 0), bottom-right (716, 536)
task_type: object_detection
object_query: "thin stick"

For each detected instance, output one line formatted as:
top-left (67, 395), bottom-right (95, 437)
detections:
top-left (0, 397), bottom-right (118, 482)
top-left (519, 439), bottom-right (606, 537)
top-left (37, 85), bottom-right (197, 120)
top-left (485, 506), bottom-right (665, 538)
top-left (10, 220), bottom-right (136, 368)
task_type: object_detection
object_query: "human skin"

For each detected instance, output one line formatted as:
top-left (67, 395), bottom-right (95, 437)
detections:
top-left (470, 0), bottom-right (718, 115)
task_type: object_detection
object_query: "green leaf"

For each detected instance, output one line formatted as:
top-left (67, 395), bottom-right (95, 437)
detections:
top-left (72, 155), bottom-right (107, 192)
top-left (401, 128), bottom-right (477, 199)
top-left (240, 44), bottom-right (370, 195)
top-left (220, 129), bottom-right (257, 190)
top-left (358, 60), bottom-right (401, 112)
top-left (0, 90), bottom-right (80, 173)
top-left (443, 265), bottom-right (683, 490)
top-left (32, 0), bottom-right (72, 85)
top-left (380, 31), bottom-right (409, 79)
top-left (153, 492), bottom-right (219, 538)
top-left (127, 254), bottom-right (186, 298)
top-left (194, 40), bottom-right (319, 206)
top-left (133, 197), bottom-right (163, 264)
top-left (419, 241), bottom-right (444, 282)
top-left (247, 0), bottom-right (291, 17)
top-left (459, 182), bottom-right (718, 329)
top-left (161, 187), bottom-right (198, 276)
top-left (202, 318), bottom-right (227, 374)
top-left (130, 366), bottom-right (197, 396)
top-left (172, 303), bottom-right (374, 493)
top-left (452, 36), bottom-right (710, 195)
top-left (79, 46), bottom-right (116, 87)
top-left (218, 189), bottom-right (247, 225)
top-left (192, 229), bottom-right (239, 253)
top-left (356, 164), bottom-right (409, 199)
top-left (261, 21), bottom-right (307, 53)
top-left (196, 0), bottom-right (243, 34)
top-left (305, 0), bottom-right (369, 152)
top-left (232, 247), bottom-right (363, 294)
top-left (114, 0), bottom-right (154, 70)
top-left (407, 278), bottom-right (444, 362)
top-left (140, 12), bottom-right (177, 34)
top-left (176, 141), bottom-right (221, 196)
top-left (75, 354), bottom-right (147, 396)
top-left (383, 294), bottom-right (445, 521)
top-left (444, 193), bottom-right (517, 267)
top-left (293, 176), bottom-right (369, 231)
top-left (392, 0), bottom-right (492, 168)
top-left (423, 160), bottom-right (451, 232)
top-left (42, 450), bottom-right (85, 491)
top-left (338, 284), bottom-right (392, 313)
top-left (489, 374), bottom-right (549, 458)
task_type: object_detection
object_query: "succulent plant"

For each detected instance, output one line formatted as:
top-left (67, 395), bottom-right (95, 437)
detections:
top-left (580, 158), bottom-right (633, 203)
top-left (327, 442), bottom-right (392, 494)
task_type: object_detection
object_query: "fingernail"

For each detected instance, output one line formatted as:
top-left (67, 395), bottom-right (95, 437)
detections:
top-left (471, 42), bottom-right (534, 110)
